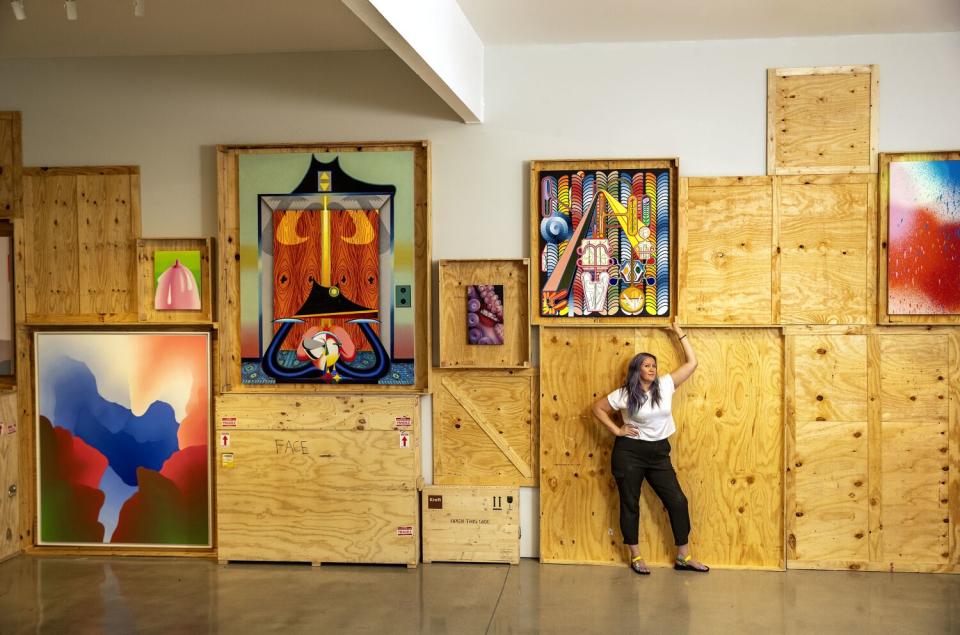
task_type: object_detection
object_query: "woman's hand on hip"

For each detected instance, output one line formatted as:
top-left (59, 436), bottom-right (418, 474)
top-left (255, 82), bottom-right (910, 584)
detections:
top-left (618, 423), bottom-right (639, 439)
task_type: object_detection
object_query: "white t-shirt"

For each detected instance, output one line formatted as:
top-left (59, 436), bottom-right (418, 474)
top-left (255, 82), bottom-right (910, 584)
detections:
top-left (606, 373), bottom-right (676, 441)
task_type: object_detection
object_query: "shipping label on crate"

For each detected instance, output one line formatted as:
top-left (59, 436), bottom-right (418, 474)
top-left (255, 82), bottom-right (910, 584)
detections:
top-left (219, 432), bottom-right (231, 448)
top-left (221, 416), bottom-right (237, 428)
top-left (427, 495), bottom-right (443, 509)
top-left (221, 453), bottom-right (235, 468)
top-left (395, 416), bottom-right (412, 429)
top-left (396, 526), bottom-right (414, 536)
top-left (399, 431), bottom-right (410, 448)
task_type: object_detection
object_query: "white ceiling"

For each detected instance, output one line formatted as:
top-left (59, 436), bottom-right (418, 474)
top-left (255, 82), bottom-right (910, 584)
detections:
top-left (459, 0), bottom-right (960, 44)
top-left (0, 0), bottom-right (384, 59)
top-left (0, 0), bottom-right (958, 59)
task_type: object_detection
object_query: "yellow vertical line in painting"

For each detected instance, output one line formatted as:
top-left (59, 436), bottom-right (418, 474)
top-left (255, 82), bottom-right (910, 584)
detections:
top-left (321, 195), bottom-right (331, 288)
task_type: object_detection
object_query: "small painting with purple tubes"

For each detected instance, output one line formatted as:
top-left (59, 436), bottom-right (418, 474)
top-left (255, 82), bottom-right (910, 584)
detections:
top-left (466, 284), bottom-right (504, 345)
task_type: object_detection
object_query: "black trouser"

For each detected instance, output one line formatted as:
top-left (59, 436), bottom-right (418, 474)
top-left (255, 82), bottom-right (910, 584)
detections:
top-left (611, 437), bottom-right (690, 546)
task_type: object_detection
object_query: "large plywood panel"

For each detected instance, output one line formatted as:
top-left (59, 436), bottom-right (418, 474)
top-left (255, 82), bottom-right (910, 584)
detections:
top-left (433, 368), bottom-right (537, 487)
top-left (790, 419), bottom-right (869, 564)
top-left (680, 177), bottom-right (773, 325)
top-left (768, 66), bottom-right (877, 175)
top-left (77, 173), bottom-right (138, 316)
top-left (667, 329), bottom-right (783, 569)
top-left (792, 334), bottom-right (868, 422)
top-left (881, 419), bottom-right (949, 563)
top-left (539, 327), bottom-right (654, 566)
top-left (22, 173), bottom-right (79, 317)
top-left (879, 334), bottom-right (949, 422)
top-left (215, 393), bottom-right (421, 565)
top-left (0, 391), bottom-right (19, 562)
top-left (779, 175), bottom-right (874, 324)
top-left (217, 485), bottom-right (418, 565)
top-left (540, 327), bottom-right (783, 569)
top-left (0, 113), bottom-right (22, 219)
top-left (22, 167), bottom-right (140, 322)
top-left (438, 259), bottom-right (530, 368)
top-left (786, 328), bottom-right (960, 573)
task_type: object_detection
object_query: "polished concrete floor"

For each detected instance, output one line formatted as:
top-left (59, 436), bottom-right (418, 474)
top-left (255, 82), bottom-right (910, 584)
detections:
top-left (1, 556), bottom-right (959, 634)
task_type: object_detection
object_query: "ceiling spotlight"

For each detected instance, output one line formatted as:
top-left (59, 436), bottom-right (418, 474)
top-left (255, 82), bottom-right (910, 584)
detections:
top-left (133, 0), bottom-right (144, 17)
top-left (64, 0), bottom-right (77, 20)
top-left (10, 0), bottom-right (25, 20)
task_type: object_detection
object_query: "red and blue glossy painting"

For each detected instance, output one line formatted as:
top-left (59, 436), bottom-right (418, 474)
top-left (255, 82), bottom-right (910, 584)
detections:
top-left (888, 159), bottom-right (960, 315)
top-left (35, 332), bottom-right (211, 547)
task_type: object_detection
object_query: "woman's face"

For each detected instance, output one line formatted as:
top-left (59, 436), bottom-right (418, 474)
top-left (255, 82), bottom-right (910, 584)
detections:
top-left (639, 357), bottom-right (657, 382)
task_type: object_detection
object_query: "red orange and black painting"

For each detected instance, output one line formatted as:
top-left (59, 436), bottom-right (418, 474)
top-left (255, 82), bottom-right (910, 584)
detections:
top-left (273, 209), bottom-right (380, 350)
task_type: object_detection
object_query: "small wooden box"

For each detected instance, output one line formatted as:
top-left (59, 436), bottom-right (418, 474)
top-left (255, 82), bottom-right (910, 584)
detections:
top-left (421, 485), bottom-right (519, 564)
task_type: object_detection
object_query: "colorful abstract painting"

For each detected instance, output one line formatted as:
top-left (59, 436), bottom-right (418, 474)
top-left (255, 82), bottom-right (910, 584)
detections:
top-left (0, 232), bottom-right (12, 375)
top-left (36, 332), bottom-right (210, 547)
top-left (888, 159), bottom-right (960, 314)
top-left (466, 285), bottom-right (504, 345)
top-left (238, 151), bottom-right (416, 385)
top-left (154, 250), bottom-right (202, 311)
top-left (535, 165), bottom-right (672, 319)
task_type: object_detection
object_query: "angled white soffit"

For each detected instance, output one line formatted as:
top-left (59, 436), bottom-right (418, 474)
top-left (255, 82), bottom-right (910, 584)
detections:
top-left (343, 0), bottom-right (484, 123)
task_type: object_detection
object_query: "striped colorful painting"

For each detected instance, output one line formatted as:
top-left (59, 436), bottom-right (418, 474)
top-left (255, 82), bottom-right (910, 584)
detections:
top-left (36, 332), bottom-right (210, 547)
top-left (888, 159), bottom-right (960, 315)
top-left (537, 167), bottom-right (671, 318)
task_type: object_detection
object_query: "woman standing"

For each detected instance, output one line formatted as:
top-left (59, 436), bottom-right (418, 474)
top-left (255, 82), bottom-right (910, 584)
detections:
top-left (591, 321), bottom-right (709, 575)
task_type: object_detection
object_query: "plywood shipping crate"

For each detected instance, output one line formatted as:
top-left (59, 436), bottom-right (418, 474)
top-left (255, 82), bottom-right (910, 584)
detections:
top-left (215, 394), bottom-right (422, 567)
top-left (422, 485), bottom-right (520, 564)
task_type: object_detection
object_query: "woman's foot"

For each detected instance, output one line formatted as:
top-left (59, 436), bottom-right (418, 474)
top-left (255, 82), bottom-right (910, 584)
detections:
top-left (674, 554), bottom-right (709, 572)
top-left (630, 555), bottom-right (651, 575)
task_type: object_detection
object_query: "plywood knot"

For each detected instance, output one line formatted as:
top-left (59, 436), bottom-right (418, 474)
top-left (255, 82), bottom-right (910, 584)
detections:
top-left (816, 395), bottom-right (824, 401)
top-left (816, 347), bottom-right (828, 355)
top-left (853, 431), bottom-right (862, 438)
top-left (745, 476), bottom-right (755, 484)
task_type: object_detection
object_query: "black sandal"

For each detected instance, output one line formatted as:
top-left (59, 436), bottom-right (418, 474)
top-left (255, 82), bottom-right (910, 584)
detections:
top-left (674, 554), bottom-right (709, 572)
top-left (630, 555), bottom-right (651, 575)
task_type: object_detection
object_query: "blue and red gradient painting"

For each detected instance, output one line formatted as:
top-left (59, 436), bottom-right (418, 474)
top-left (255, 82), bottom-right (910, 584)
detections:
top-left (36, 332), bottom-right (210, 547)
top-left (888, 159), bottom-right (960, 314)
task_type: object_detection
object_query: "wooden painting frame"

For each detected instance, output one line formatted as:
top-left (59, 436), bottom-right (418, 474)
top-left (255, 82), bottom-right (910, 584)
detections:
top-left (216, 141), bottom-right (431, 394)
top-left (879, 150), bottom-right (960, 324)
top-left (438, 259), bottom-right (530, 368)
top-left (529, 159), bottom-right (678, 326)
top-left (137, 237), bottom-right (215, 324)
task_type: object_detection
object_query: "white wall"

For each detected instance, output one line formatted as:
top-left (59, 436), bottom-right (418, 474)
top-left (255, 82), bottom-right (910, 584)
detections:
top-left (2, 30), bottom-right (959, 558)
